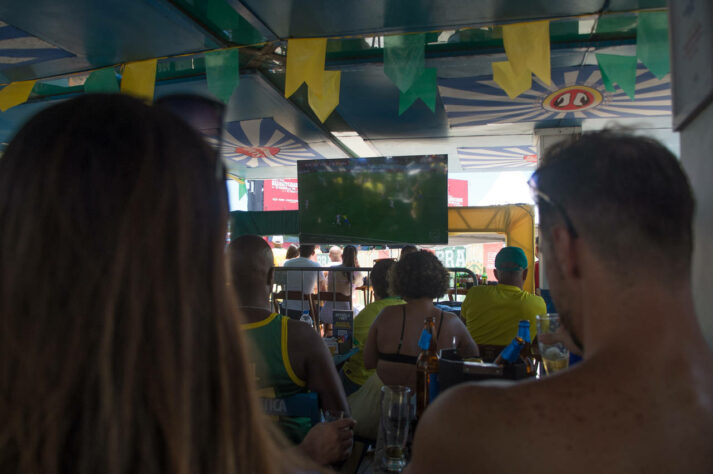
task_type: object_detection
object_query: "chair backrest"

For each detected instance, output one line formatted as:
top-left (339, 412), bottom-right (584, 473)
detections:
top-left (260, 392), bottom-right (321, 426)
top-left (317, 291), bottom-right (352, 304)
top-left (272, 290), bottom-right (317, 319)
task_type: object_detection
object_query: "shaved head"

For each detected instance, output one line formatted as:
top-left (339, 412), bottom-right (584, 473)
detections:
top-left (329, 246), bottom-right (342, 262)
top-left (229, 235), bottom-right (274, 296)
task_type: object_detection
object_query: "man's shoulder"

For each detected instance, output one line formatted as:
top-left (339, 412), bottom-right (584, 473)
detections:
top-left (463, 285), bottom-right (495, 304)
top-left (410, 376), bottom-right (578, 472)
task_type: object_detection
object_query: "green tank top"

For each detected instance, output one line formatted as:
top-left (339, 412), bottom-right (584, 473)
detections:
top-left (242, 312), bottom-right (311, 444)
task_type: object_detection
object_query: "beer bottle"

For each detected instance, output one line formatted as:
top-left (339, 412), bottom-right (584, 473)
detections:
top-left (416, 316), bottom-right (439, 419)
top-left (494, 336), bottom-right (525, 365)
top-left (517, 320), bottom-right (536, 375)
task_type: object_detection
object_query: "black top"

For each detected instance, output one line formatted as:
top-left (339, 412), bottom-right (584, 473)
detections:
top-left (378, 306), bottom-right (444, 365)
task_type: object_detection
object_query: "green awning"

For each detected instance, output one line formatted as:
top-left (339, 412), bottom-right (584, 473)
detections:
top-left (230, 210), bottom-right (299, 238)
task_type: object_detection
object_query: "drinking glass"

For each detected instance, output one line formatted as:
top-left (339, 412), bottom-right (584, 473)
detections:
top-left (536, 313), bottom-right (570, 375)
top-left (379, 385), bottom-right (411, 472)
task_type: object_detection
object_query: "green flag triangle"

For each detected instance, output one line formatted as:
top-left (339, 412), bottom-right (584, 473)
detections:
top-left (596, 54), bottom-right (637, 100)
top-left (84, 68), bottom-right (119, 93)
top-left (238, 181), bottom-right (247, 200)
top-left (398, 68), bottom-right (437, 115)
top-left (637, 11), bottom-right (670, 79)
top-left (384, 34), bottom-right (426, 93)
top-left (205, 49), bottom-right (240, 104)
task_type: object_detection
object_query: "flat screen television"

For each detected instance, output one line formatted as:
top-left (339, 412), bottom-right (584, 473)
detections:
top-left (297, 155), bottom-right (448, 244)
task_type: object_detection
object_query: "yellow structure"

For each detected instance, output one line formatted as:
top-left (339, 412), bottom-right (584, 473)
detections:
top-left (448, 204), bottom-right (536, 294)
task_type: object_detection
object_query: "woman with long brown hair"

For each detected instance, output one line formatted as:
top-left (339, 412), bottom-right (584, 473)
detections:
top-left (0, 94), bottom-right (309, 473)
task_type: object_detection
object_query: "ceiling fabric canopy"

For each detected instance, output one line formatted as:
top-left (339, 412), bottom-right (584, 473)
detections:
top-left (0, 0), bottom-right (673, 178)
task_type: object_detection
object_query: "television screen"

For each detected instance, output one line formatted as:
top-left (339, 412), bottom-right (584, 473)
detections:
top-left (297, 155), bottom-right (448, 244)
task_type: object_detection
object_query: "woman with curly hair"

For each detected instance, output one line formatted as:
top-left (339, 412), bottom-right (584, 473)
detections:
top-left (363, 250), bottom-right (478, 390)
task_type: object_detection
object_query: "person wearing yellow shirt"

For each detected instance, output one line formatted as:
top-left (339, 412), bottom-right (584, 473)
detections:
top-left (461, 246), bottom-right (546, 356)
top-left (340, 259), bottom-right (405, 396)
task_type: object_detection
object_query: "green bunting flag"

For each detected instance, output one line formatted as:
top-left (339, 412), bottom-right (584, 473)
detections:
top-left (596, 54), bottom-right (637, 100)
top-left (84, 68), bottom-right (119, 93)
top-left (384, 34), bottom-right (426, 93)
top-left (637, 12), bottom-right (670, 79)
top-left (205, 49), bottom-right (240, 104)
top-left (398, 67), bottom-right (437, 115)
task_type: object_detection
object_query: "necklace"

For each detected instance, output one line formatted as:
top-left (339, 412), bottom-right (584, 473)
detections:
top-left (238, 305), bottom-right (272, 312)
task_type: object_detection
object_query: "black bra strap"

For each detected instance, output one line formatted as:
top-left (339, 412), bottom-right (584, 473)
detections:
top-left (437, 310), bottom-right (444, 339)
top-left (396, 306), bottom-right (407, 355)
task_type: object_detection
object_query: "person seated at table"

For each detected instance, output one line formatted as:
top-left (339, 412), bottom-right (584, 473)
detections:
top-left (340, 259), bottom-right (405, 396)
top-left (321, 245), bottom-right (365, 328)
top-left (0, 93), bottom-right (319, 472)
top-left (461, 246), bottom-right (546, 360)
top-left (406, 132), bottom-right (713, 473)
top-left (282, 244), bottom-right (327, 319)
top-left (364, 251), bottom-right (479, 390)
top-left (229, 235), bottom-right (352, 451)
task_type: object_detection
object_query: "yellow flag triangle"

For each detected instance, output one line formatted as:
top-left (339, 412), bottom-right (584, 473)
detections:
top-left (0, 80), bottom-right (36, 112)
top-left (492, 61), bottom-right (531, 99)
top-left (308, 70), bottom-right (341, 123)
top-left (285, 38), bottom-right (327, 98)
top-left (502, 20), bottom-right (551, 85)
top-left (121, 59), bottom-right (158, 101)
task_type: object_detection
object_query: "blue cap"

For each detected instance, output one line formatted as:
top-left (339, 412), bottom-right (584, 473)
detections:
top-left (494, 246), bottom-right (528, 271)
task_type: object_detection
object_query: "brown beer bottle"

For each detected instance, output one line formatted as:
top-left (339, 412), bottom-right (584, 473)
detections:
top-left (416, 316), bottom-right (439, 419)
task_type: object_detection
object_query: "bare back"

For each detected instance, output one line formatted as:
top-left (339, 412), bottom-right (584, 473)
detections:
top-left (408, 349), bottom-right (713, 473)
top-left (365, 302), bottom-right (478, 390)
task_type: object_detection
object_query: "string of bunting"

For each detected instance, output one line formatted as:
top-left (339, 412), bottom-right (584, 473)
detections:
top-left (0, 10), bottom-right (670, 116)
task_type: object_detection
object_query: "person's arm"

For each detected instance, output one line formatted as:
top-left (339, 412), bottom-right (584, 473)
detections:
top-left (363, 319), bottom-right (379, 370)
top-left (318, 269), bottom-right (328, 292)
top-left (299, 418), bottom-right (356, 465)
top-left (448, 312), bottom-right (479, 358)
top-left (296, 324), bottom-right (350, 414)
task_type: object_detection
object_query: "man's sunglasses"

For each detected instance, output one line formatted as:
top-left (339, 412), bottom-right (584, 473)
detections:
top-left (155, 94), bottom-right (226, 180)
top-left (528, 170), bottom-right (579, 239)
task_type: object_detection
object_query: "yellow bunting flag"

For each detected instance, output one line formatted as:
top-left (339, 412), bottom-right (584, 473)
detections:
top-left (502, 20), bottom-right (551, 86)
top-left (120, 59), bottom-right (158, 101)
top-left (308, 70), bottom-right (341, 123)
top-left (0, 80), bottom-right (36, 112)
top-left (492, 61), bottom-right (531, 99)
top-left (285, 38), bottom-right (327, 98)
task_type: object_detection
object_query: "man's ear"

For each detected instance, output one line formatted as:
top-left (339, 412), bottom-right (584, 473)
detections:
top-left (549, 226), bottom-right (580, 280)
top-left (267, 267), bottom-right (275, 287)
top-left (522, 268), bottom-right (529, 281)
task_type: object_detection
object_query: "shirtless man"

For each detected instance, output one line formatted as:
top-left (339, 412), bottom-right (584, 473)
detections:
top-left (229, 235), bottom-right (353, 465)
top-left (407, 131), bottom-right (713, 473)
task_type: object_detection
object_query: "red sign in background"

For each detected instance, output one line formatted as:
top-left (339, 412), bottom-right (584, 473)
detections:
top-left (448, 179), bottom-right (468, 207)
top-left (483, 242), bottom-right (505, 281)
top-left (263, 179), bottom-right (299, 211)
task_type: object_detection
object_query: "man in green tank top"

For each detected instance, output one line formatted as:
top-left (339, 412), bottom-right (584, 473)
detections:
top-left (229, 235), bottom-right (354, 464)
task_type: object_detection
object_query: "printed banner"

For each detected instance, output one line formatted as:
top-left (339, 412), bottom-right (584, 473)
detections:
top-left (439, 65), bottom-right (670, 128)
top-left (218, 118), bottom-right (324, 168)
top-left (0, 21), bottom-right (73, 72)
top-left (457, 146), bottom-right (537, 171)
